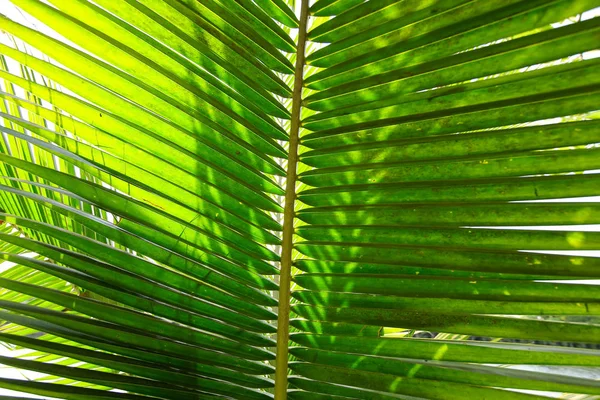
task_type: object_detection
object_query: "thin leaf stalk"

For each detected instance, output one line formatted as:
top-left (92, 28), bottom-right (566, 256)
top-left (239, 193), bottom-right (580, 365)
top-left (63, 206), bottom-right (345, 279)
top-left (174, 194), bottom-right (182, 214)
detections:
top-left (274, 0), bottom-right (309, 398)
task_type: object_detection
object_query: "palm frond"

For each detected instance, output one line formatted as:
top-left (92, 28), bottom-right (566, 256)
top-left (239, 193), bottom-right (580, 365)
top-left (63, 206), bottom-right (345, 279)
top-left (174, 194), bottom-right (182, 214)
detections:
top-left (0, 0), bottom-right (599, 399)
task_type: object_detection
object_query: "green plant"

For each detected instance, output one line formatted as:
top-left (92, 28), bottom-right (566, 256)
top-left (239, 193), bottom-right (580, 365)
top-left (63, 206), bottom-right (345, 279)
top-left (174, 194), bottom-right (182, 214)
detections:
top-left (0, 0), bottom-right (599, 398)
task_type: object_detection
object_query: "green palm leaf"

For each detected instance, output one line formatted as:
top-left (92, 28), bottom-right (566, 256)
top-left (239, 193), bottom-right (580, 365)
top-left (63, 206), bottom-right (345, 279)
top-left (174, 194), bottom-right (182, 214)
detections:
top-left (0, 0), bottom-right (599, 399)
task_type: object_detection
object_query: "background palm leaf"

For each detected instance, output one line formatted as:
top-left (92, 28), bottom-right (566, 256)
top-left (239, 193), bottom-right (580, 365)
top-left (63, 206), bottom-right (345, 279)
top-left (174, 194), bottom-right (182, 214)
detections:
top-left (0, 0), bottom-right (599, 399)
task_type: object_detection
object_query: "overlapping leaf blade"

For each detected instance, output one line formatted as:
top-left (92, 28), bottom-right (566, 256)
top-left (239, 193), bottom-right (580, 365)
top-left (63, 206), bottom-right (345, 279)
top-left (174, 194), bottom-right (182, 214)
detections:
top-left (291, 0), bottom-right (600, 398)
top-left (0, 0), bottom-right (299, 397)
